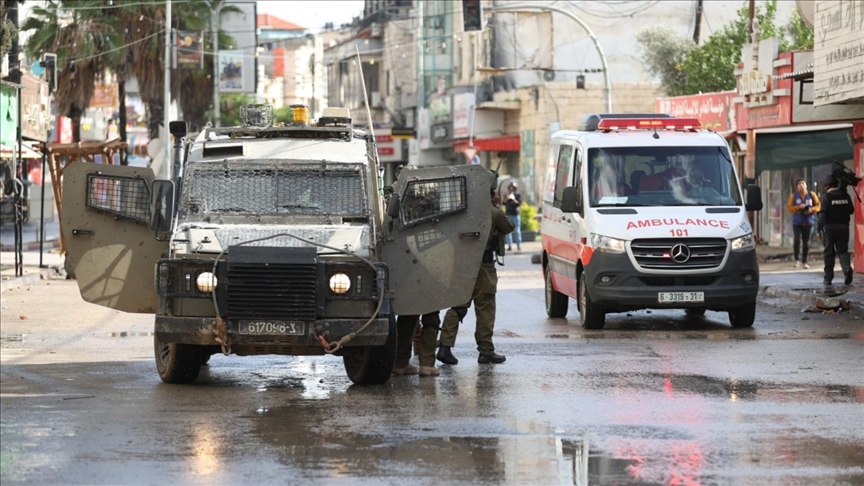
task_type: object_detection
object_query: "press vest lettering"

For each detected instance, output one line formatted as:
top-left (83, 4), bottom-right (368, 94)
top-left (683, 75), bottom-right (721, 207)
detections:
top-left (831, 199), bottom-right (848, 205)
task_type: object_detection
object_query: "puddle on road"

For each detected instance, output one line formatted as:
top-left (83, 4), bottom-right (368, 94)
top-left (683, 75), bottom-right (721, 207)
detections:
top-left (542, 331), bottom-right (861, 341)
top-left (589, 372), bottom-right (864, 404)
top-left (246, 406), bottom-right (864, 484)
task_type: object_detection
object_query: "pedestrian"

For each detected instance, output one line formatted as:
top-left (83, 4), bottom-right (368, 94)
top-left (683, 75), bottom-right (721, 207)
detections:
top-left (393, 312), bottom-right (442, 376)
top-left (437, 183), bottom-right (515, 365)
top-left (786, 178), bottom-right (821, 269)
top-left (504, 182), bottom-right (522, 252)
top-left (816, 176), bottom-right (854, 286)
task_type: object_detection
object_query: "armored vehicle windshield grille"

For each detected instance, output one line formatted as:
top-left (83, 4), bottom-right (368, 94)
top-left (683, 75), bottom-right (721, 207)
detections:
top-left (630, 238), bottom-right (727, 270)
top-left (400, 176), bottom-right (467, 228)
top-left (183, 162), bottom-right (367, 217)
top-left (227, 262), bottom-right (317, 320)
top-left (85, 173), bottom-right (150, 223)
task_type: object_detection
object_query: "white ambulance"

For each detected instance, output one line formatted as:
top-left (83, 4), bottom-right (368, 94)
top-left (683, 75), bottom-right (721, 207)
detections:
top-left (540, 114), bottom-right (763, 329)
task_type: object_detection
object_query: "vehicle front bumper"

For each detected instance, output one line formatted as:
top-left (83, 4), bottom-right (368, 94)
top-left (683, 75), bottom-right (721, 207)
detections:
top-left (155, 316), bottom-right (390, 347)
top-left (584, 249), bottom-right (759, 312)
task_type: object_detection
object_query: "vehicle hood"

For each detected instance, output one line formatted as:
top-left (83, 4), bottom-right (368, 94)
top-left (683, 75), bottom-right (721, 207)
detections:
top-left (170, 224), bottom-right (373, 256)
top-left (586, 207), bottom-right (752, 240)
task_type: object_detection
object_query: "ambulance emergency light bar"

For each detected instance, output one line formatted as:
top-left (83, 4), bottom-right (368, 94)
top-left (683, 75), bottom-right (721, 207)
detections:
top-left (596, 118), bottom-right (702, 131)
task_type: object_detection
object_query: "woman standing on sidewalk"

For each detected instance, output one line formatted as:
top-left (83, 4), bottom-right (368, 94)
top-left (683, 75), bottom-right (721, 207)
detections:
top-left (786, 178), bottom-right (821, 269)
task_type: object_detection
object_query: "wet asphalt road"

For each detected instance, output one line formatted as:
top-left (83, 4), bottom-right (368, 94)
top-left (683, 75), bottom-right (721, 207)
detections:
top-left (1, 252), bottom-right (863, 485)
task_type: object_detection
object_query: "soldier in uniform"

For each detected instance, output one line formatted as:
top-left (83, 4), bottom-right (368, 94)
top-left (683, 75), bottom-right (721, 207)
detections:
top-left (816, 176), bottom-right (855, 286)
top-left (436, 183), bottom-right (515, 365)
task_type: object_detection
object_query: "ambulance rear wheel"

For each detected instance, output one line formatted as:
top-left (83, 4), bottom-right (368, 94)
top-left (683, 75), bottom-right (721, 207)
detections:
top-left (154, 334), bottom-right (205, 384)
top-left (578, 275), bottom-right (605, 329)
top-left (343, 313), bottom-right (397, 385)
top-left (545, 268), bottom-right (569, 318)
top-left (728, 302), bottom-right (756, 328)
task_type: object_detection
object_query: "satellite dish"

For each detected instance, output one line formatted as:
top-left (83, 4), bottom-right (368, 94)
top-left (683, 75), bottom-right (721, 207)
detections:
top-left (542, 70), bottom-right (556, 82)
top-left (31, 60), bottom-right (44, 77)
top-left (795, 0), bottom-right (814, 28)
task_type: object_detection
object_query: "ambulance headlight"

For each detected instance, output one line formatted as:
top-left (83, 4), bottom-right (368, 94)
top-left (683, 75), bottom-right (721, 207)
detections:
top-left (329, 273), bottom-right (351, 294)
top-left (590, 234), bottom-right (626, 254)
top-left (731, 233), bottom-right (755, 251)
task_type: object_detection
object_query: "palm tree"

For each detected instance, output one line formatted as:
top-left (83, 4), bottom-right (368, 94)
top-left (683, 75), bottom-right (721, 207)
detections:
top-left (22, 0), bottom-right (117, 142)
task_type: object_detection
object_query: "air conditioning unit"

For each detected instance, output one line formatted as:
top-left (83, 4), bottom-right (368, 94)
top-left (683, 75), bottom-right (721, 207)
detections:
top-left (370, 91), bottom-right (382, 107)
top-left (371, 22), bottom-right (383, 38)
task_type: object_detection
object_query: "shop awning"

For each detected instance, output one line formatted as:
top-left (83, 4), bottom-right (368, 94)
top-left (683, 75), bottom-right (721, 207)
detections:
top-left (752, 124), bottom-right (854, 172)
top-left (452, 134), bottom-right (521, 153)
top-left (0, 142), bottom-right (43, 159)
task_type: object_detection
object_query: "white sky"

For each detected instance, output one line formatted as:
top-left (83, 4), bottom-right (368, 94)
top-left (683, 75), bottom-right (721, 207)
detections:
top-left (255, 0), bottom-right (365, 32)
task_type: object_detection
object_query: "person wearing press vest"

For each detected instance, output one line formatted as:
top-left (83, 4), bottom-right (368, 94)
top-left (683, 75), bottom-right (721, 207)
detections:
top-left (786, 178), bottom-right (821, 269)
top-left (816, 176), bottom-right (855, 286)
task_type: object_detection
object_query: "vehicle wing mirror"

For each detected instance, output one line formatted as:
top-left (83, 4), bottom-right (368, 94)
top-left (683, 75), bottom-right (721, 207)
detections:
top-left (745, 184), bottom-right (763, 212)
top-left (386, 195), bottom-right (401, 218)
top-left (149, 180), bottom-right (175, 233)
top-left (560, 186), bottom-right (582, 214)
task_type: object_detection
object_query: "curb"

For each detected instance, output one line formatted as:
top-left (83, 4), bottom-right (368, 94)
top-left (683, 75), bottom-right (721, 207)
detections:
top-left (759, 285), bottom-right (864, 312)
top-left (0, 266), bottom-right (61, 293)
top-left (0, 238), bottom-right (61, 252)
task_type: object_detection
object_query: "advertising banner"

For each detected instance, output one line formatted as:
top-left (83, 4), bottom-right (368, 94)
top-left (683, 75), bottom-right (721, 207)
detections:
top-left (813, 0), bottom-right (864, 106)
top-left (655, 91), bottom-right (737, 132)
top-left (453, 93), bottom-right (475, 139)
top-left (176, 30), bottom-right (204, 70)
top-left (218, 50), bottom-right (245, 92)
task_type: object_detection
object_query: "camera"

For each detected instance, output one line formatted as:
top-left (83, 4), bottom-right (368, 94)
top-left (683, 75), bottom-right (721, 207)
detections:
top-left (832, 161), bottom-right (862, 191)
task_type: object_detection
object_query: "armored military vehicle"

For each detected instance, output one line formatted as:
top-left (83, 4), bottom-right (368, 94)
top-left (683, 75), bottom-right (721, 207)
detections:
top-left (62, 105), bottom-right (492, 384)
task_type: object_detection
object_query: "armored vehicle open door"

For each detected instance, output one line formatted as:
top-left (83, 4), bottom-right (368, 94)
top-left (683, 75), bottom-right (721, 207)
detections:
top-left (382, 165), bottom-right (493, 315)
top-left (61, 163), bottom-right (168, 313)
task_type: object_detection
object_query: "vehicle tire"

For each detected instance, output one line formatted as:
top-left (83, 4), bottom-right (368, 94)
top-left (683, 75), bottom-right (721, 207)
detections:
top-left (685, 307), bottom-right (707, 317)
top-left (342, 313), bottom-right (397, 385)
top-left (154, 334), bottom-right (205, 384)
top-left (545, 268), bottom-right (569, 318)
top-left (728, 302), bottom-right (756, 328)
top-left (578, 274), bottom-right (605, 329)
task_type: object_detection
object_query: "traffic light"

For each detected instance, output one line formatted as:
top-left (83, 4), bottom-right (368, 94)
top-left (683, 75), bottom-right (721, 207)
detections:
top-left (41, 53), bottom-right (57, 93)
top-left (462, 0), bottom-right (483, 32)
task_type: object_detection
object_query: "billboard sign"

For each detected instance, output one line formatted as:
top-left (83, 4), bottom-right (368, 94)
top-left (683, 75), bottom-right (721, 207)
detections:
top-left (218, 50), bottom-right (245, 91)
top-left (176, 30), bottom-right (204, 70)
top-left (813, 0), bottom-right (864, 105)
top-left (655, 91), bottom-right (737, 132)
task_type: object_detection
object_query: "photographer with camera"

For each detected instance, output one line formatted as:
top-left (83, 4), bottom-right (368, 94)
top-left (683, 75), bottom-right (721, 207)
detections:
top-left (817, 175), bottom-right (855, 286)
top-left (786, 178), bottom-right (821, 269)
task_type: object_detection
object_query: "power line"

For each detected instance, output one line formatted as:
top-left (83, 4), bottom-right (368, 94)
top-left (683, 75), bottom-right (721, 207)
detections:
top-left (46, 0), bottom-right (195, 11)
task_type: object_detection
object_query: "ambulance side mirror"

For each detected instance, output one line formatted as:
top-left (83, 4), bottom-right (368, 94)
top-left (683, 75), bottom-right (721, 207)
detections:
top-left (560, 186), bottom-right (582, 214)
top-left (745, 184), bottom-right (763, 212)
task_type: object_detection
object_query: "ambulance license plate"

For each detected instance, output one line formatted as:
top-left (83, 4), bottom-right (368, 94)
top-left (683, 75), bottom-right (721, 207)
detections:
top-left (239, 321), bottom-right (305, 335)
top-left (657, 292), bottom-right (704, 304)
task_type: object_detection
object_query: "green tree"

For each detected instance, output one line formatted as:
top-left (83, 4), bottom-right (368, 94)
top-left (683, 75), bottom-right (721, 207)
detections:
top-left (636, 26), bottom-right (693, 97)
top-left (786, 8), bottom-right (814, 50)
top-left (681, 0), bottom-right (789, 95)
top-left (216, 93), bottom-right (256, 127)
top-left (0, 1), bottom-right (19, 62)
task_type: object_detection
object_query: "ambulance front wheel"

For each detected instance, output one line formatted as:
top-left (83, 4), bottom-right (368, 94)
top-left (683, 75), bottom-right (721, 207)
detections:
top-left (578, 275), bottom-right (605, 329)
top-left (545, 268), bottom-right (569, 318)
top-left (728, 302), bottom-right (756, 328)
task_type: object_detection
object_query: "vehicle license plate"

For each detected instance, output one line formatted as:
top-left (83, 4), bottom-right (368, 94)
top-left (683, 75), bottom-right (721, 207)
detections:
top-left (657, 292), bottom-right (704, 304)
top-left (238, 321), bottom-right (305, 335)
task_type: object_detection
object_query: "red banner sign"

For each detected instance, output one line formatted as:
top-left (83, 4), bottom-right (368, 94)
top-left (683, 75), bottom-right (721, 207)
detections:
top-left (655, 91), bottom-right (736, 132)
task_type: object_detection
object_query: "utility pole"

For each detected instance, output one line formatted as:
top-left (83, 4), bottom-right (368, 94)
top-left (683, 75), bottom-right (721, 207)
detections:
top-left (692, 0), bottom-right (703, 44)
top-left (163, 0), bottom-right (172, 179)
top-left (4, 0), bottom-right (23, 276)
top-left (748, 0), bottom-right (756, 43)
top-left (212, 5), bottom-right (221, 127)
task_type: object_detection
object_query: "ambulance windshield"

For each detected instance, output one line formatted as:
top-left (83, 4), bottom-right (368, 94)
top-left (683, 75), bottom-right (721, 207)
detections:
top-left (587, 147), bottom-right (742, 207)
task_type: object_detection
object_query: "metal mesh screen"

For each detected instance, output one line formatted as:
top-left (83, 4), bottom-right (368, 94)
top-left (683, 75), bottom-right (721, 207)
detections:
top-left (399, 176), bottom-right (467, 228)
top-left (86, 174), bottom-right (150, 223)
top-left (182, 162), bottom-right (368, 217)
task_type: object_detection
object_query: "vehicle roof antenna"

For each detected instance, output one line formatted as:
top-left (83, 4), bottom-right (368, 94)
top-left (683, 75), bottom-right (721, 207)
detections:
top-left (355, 44), bottom-right (377, 147)
top-left (652, 128), bottom-right (660, 139)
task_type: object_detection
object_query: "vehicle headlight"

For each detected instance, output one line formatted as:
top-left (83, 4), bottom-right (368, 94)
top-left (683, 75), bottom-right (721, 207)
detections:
top-left (731, 233), bottom-right (755, 251)
top-left (195, 272), bottom-right (218, 293)
top-left (329, 273), bottom-right (351, 294)
top-left (590, 234), bottom-right (626, 254)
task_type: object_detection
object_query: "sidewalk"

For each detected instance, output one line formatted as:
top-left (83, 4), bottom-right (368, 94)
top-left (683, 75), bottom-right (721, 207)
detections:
top-left (0, 218), bottom-right (61, 252)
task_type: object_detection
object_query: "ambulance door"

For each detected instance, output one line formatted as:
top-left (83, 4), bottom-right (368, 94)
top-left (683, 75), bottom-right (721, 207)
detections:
top-left (62, 162), bottom-right (168, 313)
top-left (544, 143), bottom-right (581, 298)
top-left (381, 165), bottom-right (492, 316)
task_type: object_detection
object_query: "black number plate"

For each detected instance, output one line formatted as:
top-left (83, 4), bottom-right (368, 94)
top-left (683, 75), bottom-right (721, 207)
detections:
top-left (238, 321), bottom-right (305, 335)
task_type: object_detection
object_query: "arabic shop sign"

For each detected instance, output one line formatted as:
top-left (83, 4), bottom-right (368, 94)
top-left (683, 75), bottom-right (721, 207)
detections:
top-left (814, 0), bottom-right (864, 106)
top-left (655, 91), bottom-right (737, 132)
